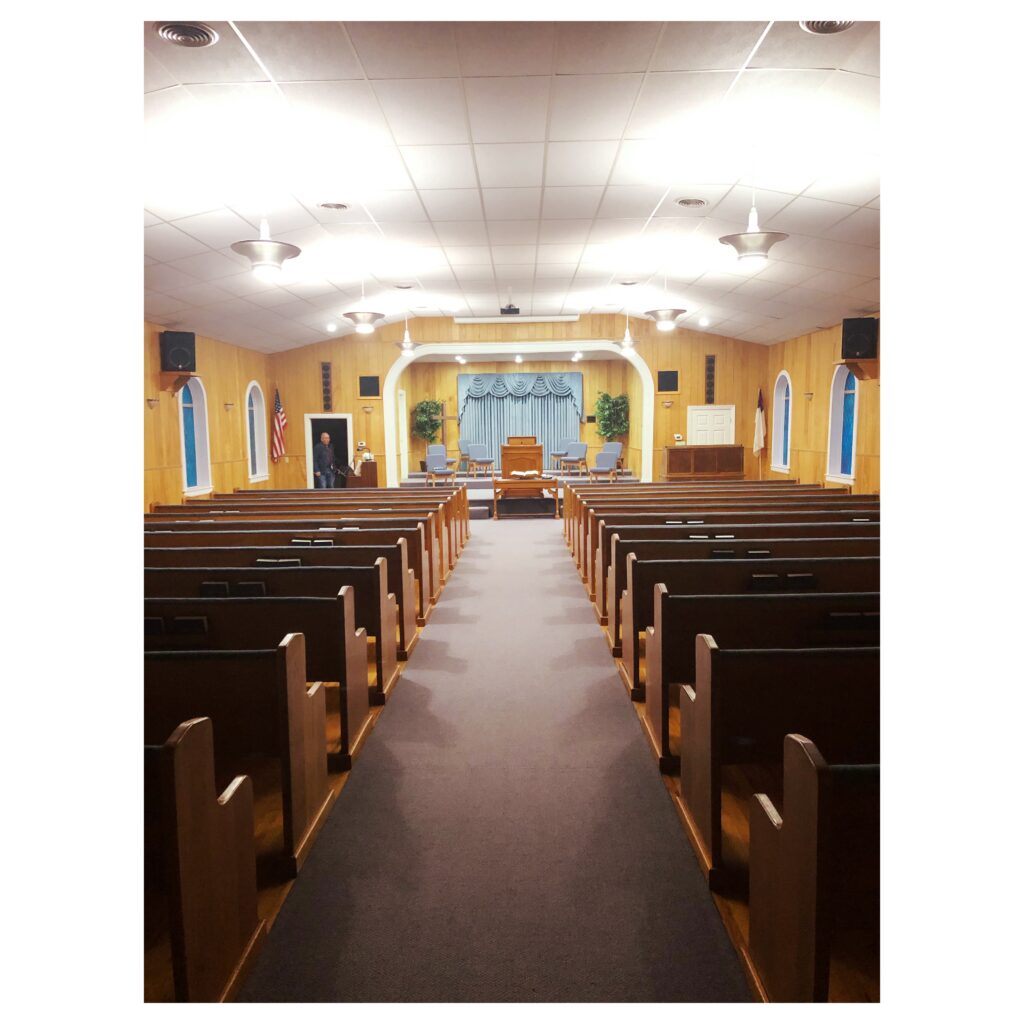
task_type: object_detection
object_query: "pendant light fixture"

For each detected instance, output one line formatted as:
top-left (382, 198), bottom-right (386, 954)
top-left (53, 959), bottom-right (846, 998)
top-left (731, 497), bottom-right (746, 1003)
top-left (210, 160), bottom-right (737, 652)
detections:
top-left (400, 313), bottom-right (415, 351)
top-left (718, 190), bottom-right (788, 264)
top-left (621, 311), bottom-right (634, 348)
top-left (343, 278), bottom-right (384, 335)
top-left (231, 218), bottom-right (301, 282)
top-left (646, 272), bottom-right (686, 332)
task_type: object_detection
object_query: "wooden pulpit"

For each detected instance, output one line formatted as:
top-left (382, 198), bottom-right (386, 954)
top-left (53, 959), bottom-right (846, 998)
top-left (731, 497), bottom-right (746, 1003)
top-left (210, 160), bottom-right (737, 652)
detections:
top-left (501, 443), bottom-right (544, 475)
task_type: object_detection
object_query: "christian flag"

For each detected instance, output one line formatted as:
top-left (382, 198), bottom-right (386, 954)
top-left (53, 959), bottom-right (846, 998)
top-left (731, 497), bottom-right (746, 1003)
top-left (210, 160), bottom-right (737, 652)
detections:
top-left (753, 388), bottom-right (767, 457)
top-left (271, 388), bottom-right (287, 462)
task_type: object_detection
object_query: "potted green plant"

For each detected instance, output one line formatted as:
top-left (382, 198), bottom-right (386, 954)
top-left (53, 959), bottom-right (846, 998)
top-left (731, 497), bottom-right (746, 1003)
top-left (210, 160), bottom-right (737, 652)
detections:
top-left (595, 391), bottom-right (629, 440)
top-left (412, 399), bottom-right (444, 470)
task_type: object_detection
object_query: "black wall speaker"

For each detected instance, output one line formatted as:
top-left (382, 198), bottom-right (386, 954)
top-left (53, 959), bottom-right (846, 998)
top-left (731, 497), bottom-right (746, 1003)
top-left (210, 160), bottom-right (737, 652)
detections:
top-left (159, 331), bottom-right (196, 372)
top-left (841, 318), bottom-right (879, 360)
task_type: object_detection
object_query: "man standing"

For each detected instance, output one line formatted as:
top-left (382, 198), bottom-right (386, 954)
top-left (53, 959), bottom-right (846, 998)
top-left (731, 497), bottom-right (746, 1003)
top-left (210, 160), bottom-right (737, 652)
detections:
top-left (313, 431), bottom-right (336, 488)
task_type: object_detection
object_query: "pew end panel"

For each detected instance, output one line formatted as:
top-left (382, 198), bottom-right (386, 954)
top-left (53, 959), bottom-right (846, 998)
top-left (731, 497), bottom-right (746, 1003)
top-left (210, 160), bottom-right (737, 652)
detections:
top-left (148, 717), bottom-right (267, 1002)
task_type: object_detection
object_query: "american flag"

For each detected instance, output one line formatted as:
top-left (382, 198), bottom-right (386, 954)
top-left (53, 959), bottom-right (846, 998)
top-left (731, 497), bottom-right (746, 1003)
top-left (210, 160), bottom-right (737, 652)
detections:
top-left (271, 388), bottom-right (287, 462)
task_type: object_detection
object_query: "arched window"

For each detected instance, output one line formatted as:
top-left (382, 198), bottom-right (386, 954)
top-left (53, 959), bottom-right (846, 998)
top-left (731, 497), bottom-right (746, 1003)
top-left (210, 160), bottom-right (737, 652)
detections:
top-left (826, 366), bottom-right (858, 482)
top-left (178, 378), bottom-right (212, 494)
top-left (245, 381), bottom-right (269, 481)
top-left (771, 370), bottom-right (792, 471)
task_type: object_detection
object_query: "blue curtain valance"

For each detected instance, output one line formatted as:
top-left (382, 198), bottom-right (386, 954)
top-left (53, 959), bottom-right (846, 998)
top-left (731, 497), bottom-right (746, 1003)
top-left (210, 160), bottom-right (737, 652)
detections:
top-left (457, 372), bottom-right (583, 421)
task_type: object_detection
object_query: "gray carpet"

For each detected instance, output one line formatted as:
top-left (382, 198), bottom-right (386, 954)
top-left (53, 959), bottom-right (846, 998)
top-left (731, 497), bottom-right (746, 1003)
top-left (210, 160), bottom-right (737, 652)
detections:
top-left (239, 518), bottom-right (750, 1002)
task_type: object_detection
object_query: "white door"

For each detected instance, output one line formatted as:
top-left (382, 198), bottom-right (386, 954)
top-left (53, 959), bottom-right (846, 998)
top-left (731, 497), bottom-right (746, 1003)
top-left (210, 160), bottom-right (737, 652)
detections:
top-left (686, 405), bottom-right (736, 444)
top-left (397, 389), bottom-right (410, 481)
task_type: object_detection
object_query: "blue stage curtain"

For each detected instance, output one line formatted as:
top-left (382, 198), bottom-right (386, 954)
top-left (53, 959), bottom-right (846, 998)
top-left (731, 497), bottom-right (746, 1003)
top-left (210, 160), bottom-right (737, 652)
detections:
top-left (457, 372), bottom-right (583, 470)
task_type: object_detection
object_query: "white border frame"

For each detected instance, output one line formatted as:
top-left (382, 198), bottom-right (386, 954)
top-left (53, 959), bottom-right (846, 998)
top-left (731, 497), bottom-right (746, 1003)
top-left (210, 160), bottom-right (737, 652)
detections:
top-left (397, 388), bottom-right (410, 482)
top-left (244, 380), bottom-right (269, 483)
top-left (825, 364), bottom-right (859, 484)
top-left (177, 376), bottom-right (212, 496)
top-left (303, 413), bottom-right (354, 489)
top-left (382, 340), bottom-right (656, 484)
top-left (770, 370), bottom-right (793, 473)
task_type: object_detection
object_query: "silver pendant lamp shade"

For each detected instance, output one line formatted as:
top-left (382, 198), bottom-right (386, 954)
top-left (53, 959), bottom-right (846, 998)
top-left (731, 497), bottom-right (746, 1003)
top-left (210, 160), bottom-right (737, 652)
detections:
top-left (230, 219), bottom-right (301, 282)
top-left (344, 310), bottom-right (385, 334)
top-left (718, 199), bottom-right (788, 264)
top-left (645, 308), bottom-right (687, 332)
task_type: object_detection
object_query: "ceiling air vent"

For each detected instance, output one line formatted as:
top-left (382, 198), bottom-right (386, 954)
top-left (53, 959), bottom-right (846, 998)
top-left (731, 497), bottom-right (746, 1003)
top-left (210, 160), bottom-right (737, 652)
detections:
top-left (675, 198), bottom-right (707, 209)
top-left (798, 21), bottom-right (855, 35)
top-left (156, 22), bottom-right (220, 48)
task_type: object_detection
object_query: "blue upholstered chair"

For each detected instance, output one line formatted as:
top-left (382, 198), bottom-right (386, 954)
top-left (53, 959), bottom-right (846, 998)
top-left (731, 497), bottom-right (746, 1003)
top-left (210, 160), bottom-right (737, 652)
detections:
top-left (427, 443), bottom-right (457, 468)
top-left (466, 444), bottom-right (495, 478)
top-left (560, 441), bottom-right (588, 476)
top-left (601, 440), bottom-right (624, 472)
top-left (425, 452), bottom-right (456, 486)
top-left (458, 438), bottom-right (472, 472)
top-left (588, 451), bottom-right (618, 481)
top-left (550, 437), bottom-right (575, 472)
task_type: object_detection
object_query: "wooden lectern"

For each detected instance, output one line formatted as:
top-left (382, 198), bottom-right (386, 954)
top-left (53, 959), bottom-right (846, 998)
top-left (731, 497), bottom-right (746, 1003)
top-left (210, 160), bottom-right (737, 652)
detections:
top-left (501, 442), bottom-right (544, 475)
top-left (506, 435), bottom-right (536, 445)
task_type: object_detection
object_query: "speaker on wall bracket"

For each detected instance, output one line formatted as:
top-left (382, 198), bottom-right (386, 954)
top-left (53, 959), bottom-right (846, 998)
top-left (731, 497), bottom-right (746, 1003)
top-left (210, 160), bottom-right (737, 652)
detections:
top-left (840, 317), bottom-right (880, 380)
top-left (159, 331), bottom-right (196, 372)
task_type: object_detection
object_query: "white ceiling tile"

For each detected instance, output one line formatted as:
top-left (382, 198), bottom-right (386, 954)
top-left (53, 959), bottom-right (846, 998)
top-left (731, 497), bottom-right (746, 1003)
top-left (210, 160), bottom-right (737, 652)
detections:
top-left (751, 260), bottom-right (821, 287)
top-left (225, 195), bottom-right (316, 236)
top-left (474, 144), bottom-right (545, 188)
top-left (143, 22), bottom-right (266, 84)
top-left (784, 236), bottom-right (879, 276)
top-left (751, 21), bottom-right (880, 73)
top-left (144, 223), bottom-right (211, 262)
top-left (548, 74), bottom-right (643, 142)
top-left (455, 266), bottom-right (497, 283)
top-left (534, 263), bottom-right (578, 279)
top-left (144, 48), bottom-right (178, 93)
top-left (491, 245), bottom-right (537, 264)
top-left (764, 195), bottom-right (860, 235)
top-left (433, 221), bottom-right (490, 246)
top-left (346, 22), bottom-right (460, 79)
top-left (539, 220), bottom-right (593, 243)
top-left (846, 278), bottom-right (880, 304)
top-left (269, 299), bottom-right (319, 320)
top-left (283, 278), bottom-right (341, 300)
top-left (729, 277), bottom-right (793, 301)
top-left (445, 246), bottom-right (493, 265)
top-left (170, 208), bottom-right (259, 250)
top-left (464, 77), bottom-right (551, 144)
top-left (400, 145), bottom-right (478, 190)
top-left (711, 186), bottom-right (798, 229)
top-left (144, 290), bottom-right (191, 316)
top-left (799, 270), bottom-right (872, 296)
top-left (544, 141), bottom-right (619, 187)
top-left (378, 222), bottom-right (441, 245)
top-left (486, 221), bottom-right (540, 245)
top-left (586, 219), bottom-right (646, 242)
top-left (167, 250), bottom-right (251, 281)
top-left (597, 185), bottom-right (668, 220)
top-left (554, 22), bottom-right (662, 74)
top-left (537, 243), bottom-right (584, 264)
top-left (281, 81), bottom-right (395, 146)
top-left (625, 71), bottom-right (734, 138)
top-left (214, 272), bottom-right (278, 297)
top-left (651, 22), bottom-right (770, 72)
top-left (482, 188), bottom-right (542, 220)
top-left (144, 209), bottom-right (163, 227)
top-left (373, 79), bottom-right (469, 146)
top-left (245, 287), bottom-right (301, 309)
top-left (542, 187), bottom-right (605, 220)
top-left (235, 21), bottom-right (362, 81)
top-left (803, 162), bottom-right (881, 207)
top-left (420, 189), bottom-right (484, 221)
top-left (361, 191), bottom-right (429, 223)
top-left (455, 22), bottom-right (556, 76)
top-left (160, 281), bottom-right (235, 307)
top-left (823, 207), bottom-right (880, 247)
top-left (839, 23), bottom-right (880, 77)
top-left (772, 284), bottom-right (846, 311)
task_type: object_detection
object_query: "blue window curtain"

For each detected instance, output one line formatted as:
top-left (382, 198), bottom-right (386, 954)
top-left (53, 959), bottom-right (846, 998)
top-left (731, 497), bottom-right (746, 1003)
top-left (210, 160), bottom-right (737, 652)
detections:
top-left (247, 389), bottom-right (257, 476)
top-left (840, 370), bottom-right (856, 476)
top-left (182, 383), bottom-right (198, 488)
top-left (457, 373), bottom-right (584, 470)
top-left (782, 381), bottom-right (791, 467)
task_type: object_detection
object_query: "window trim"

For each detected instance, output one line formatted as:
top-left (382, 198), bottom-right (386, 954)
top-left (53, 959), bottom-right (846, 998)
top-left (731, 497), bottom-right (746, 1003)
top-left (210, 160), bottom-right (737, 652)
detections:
top-left (244, 380), bottom-right (270, 483)
top-left (825, 365), bottom-right (859, 484)
top-left (178, 376), bottom-right (213, 496)
top-left (770, 370), bottom-right (793, 473)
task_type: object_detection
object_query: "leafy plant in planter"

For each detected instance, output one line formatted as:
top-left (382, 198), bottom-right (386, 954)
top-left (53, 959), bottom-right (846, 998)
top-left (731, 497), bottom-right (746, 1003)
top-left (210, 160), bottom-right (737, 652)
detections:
top-left (595, 391), bottom-right (629, 440)
top-left (411, 399), bottom-right (444, 443)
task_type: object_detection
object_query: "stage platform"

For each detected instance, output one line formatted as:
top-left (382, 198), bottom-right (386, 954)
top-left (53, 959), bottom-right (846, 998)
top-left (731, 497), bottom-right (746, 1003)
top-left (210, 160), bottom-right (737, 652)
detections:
top-left (400, 470), bottom-right (637, 519)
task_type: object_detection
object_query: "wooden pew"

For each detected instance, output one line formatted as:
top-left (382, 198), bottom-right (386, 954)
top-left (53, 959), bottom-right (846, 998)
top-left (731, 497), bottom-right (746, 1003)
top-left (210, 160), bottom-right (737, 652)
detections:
top-left (748, 733), bottom-right (880, 1002)
top-left (143, 526), bottom-right (436, 625)
top-left (145, 542), bottom-right (419, 659)
top-left (144, 591), bottom-right (371, 771)
top-left (607, 535), bottom-right (881, 648)
top-left (146, 509), bottom-right (451, 589)
top-left (666, 613), bottom-right (879, 888)
top-left (592, 513), bottom-right (881, 616)
top-left (145, 716), bottom-right (266, 1002)
top-left (145, 634), bottom-right (337, 874)
top-left (623, 555), bottom-right (880, 704)
top-left (145, 562), bottom-right (399, 704)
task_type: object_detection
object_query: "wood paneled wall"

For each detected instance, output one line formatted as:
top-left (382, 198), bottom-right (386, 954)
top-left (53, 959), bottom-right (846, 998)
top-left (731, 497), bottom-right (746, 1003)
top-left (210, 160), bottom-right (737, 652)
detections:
top-left (143, 322), bottom-right (278, 509)
top-left (764, 322), bottom-right (880, 494)
top-left (402, 358), bottom-right (631, 469)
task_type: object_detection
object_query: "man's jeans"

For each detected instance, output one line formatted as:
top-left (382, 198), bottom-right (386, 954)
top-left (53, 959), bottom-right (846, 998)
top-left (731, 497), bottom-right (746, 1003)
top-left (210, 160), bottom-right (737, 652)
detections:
top-left (315, 470), bottom-right (335, 489)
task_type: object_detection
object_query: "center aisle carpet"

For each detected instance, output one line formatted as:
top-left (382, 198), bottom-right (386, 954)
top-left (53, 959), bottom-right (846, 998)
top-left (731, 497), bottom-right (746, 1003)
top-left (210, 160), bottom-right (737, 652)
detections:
top-left (240, 518), bottom-right (750, 1002)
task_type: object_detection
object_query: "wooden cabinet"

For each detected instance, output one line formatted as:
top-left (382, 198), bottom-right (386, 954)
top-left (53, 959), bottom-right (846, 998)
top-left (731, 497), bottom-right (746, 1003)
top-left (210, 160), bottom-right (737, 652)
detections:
top-left (661, 444), bottom-right (744, 480)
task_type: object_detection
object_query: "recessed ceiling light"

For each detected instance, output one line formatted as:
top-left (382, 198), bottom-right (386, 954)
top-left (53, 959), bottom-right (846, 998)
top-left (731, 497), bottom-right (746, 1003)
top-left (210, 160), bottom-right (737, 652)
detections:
top-left (156, 22), bottom-right (219, 47)
top-left (620, 280), bottom-right (638, 286)
top-left (799, 21), bottom-right (855, 34)
top-left (514, 354), bottom-right (523, 364)
top-left (394, 283), bottom-right (414, 289)
top-left (318, 202), bottom-right (349, 211)
top-left (326, 322), bottom-right (337, 332)
top-left (699, 316), bottom-right (710, 327)
top-left (675, 198), bottom-right (707, 209)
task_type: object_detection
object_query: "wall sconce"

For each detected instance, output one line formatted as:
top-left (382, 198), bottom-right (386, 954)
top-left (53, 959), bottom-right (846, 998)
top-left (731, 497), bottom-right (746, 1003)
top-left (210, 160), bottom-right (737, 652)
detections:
top-left (361, 405), bottom-right (373, 414)
top-left (804, 392), bottom-right (814, 400)
top-left (223, 401), bottom-right (235, 411)
top-left (146, 398), bottom-right (159, 409)
top-left (661, 400), bottom-right (674, 408)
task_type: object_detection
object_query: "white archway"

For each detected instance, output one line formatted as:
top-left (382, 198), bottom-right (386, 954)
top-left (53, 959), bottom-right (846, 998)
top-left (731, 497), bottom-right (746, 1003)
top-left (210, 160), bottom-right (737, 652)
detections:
top-left (382, 340), bottom-right (656, 485)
